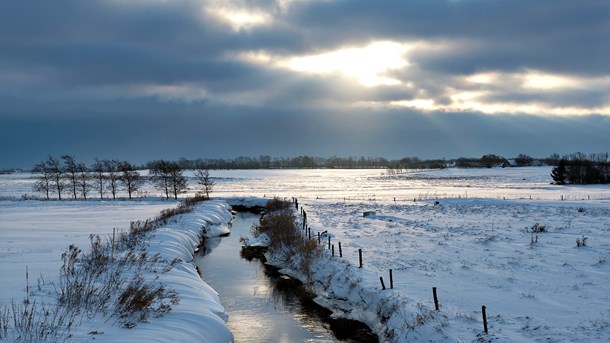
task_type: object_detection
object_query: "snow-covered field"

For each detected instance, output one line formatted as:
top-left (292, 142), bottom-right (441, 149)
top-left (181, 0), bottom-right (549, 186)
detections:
top-left (302, 198), bottom-right (610, 341)
top-left (1, 167), bottom-right (610, 342)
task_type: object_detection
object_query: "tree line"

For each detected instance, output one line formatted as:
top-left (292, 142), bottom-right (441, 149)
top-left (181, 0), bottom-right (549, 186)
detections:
top-left (32, 155), bottom-right (214, 200)
top-left (550, 152), bottom-right (610, 185)
top-left (170, 154), bottom-right (555, 170)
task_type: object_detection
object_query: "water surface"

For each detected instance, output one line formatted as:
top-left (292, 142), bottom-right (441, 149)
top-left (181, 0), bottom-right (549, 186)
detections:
top-left (194, 212), bottom-right (339, 343)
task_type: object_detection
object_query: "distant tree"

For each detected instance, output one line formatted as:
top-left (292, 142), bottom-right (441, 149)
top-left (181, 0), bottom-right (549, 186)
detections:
top-left (194, 168), bottom-right (214, 199)
top-left (167, 162), bottom-right (187, 199)
top-left (545, 153), bottom-right (561, 166)
top-left (551, 159), bottom-right (567, 184)
top-left (104, 159), bottom-right (120, 199)
top-left (481, 154), bottom-right (507, 168)
top-left (514, 154), bottom-right (534, 167)
top-left (119, 161), bottom-right (143, 200)
top-left (260, 155), bottom-right (272, 169)
top-left (47, 155), bottom-right (64, 200)
top-left (91, 158), bottom-right (105, 199)
top-left (551, 153), bottom-right (610, 185)
top-left (77, 162), bottom-right (89, 199)
top-left (32, 161), bottom-right (52, 199)
top-left (148, 160), bottom-right (186, 199)
top-left (455, 157), bottom-right (476, 168)
top-left (149, 160), bottom-right (172, 198)
top-left (62, 155), bottom-right (79, 199)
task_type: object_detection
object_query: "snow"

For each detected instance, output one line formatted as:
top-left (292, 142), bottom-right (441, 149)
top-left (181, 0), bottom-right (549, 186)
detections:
top-left (227, 168), bottom-right (610, 342)
top-left (295, 198), bottom-right (610, 341)
top-left (2, 167), bottom-right (610, 342)
top-left (0, 198), bottom-right (234, 343)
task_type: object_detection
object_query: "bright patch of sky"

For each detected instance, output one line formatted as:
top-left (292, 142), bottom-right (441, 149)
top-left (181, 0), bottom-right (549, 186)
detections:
top-left (206, 6), bottom-right (271, 31)
top-left (284, 41), bottom-right (410, 87)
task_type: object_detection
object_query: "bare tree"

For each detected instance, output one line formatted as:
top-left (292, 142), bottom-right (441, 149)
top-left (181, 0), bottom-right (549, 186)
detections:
top-left (104, 159), bottom-right (120, 199)
top-left (32, 161), bottom-right (52, 200)
top-left (194, 168), bottom-right (214, 199)
top-left (47, 155), bottom-right (64, 200)
top-left (77, 162), bottom-right (89, 199)
top-left (91, 158), bottom-right (105, 199)
top-left (119, 161), bottom-right (143, 200)
top-left (149, 160), bottom-right (172, 199)
top-left (168, 162), bottom-right (187, 199)
top-left (149, 160), bottom-right (187, 199)
top-left (62, 155), bottom-right (79, 199)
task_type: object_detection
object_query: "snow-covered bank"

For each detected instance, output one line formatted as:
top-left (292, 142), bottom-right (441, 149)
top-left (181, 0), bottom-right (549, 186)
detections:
top-left (1, 199), bottom-right (235, 342)
top-left (302, 198), bottom-right (610, 342)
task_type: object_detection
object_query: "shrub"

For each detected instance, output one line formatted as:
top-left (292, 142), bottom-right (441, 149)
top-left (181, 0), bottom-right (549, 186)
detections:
top-left (0, 301), bottom-right (74, 342)
top-left (530, 223), bottom-right (546, 233)
top-left (265, 197), bottom-right (292, 213)
top-left (254, 200), bottom-right (299, 249)
top-left (115, 275), bottom-right (177, 328)
top-left (576, 235), bottom-right (588, 247)
top-left (298, 239), bottom-right (323, 281)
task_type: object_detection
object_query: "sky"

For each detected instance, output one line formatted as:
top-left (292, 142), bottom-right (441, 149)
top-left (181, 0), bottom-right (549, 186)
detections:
top-left (1, 0), bottom-right (609, 169)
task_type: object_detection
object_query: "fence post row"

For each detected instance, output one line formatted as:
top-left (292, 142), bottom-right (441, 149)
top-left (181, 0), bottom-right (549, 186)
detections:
top-left (295, 198), bottom-right (494, 335)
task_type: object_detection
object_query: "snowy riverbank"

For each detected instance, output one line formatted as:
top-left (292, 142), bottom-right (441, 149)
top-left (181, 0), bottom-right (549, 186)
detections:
top-left (242, 195), bottom-right (610, 342)
top-left (0, 199), bottom-right (234, 342)
top-left (301, 197), bottom-right (610, 342)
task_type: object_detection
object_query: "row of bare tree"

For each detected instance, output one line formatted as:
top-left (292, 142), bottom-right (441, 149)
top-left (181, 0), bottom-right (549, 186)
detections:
top-left (32, 155), bottom-right (213, 200)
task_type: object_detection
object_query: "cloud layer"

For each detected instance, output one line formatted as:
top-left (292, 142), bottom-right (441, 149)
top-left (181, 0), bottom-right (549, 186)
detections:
top-left (1, 0), bottom-right (609, 167)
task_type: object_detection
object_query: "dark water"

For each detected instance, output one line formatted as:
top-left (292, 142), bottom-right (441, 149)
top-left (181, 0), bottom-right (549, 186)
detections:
top-left (194, 213), bottom-right (339, 343)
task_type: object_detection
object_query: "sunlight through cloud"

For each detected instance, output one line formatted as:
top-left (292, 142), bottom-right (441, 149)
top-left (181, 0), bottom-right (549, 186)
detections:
top-left (204, 1), bottom-right (272, 31)
top-left (284, 41), bottom-right (410, 87)
top-left (522, 71), bottom-right (578, 90)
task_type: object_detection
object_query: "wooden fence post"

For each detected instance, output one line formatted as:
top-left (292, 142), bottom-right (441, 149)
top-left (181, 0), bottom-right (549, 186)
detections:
top-left (482, 305), bottom-right (488, 333)
top-left (25, 265), bottom-right (29, 304)
top-left (338, 242), bottom-right (342, 257)
top-left (358, 248), bottom-right (363, 268)
top-left (433, 287), bottom-right (439, 310)
top-left (332, 244), bottom-right (334, 257)
top-left (318, 232), bottom-right (321, 244)
top-left (328, 236), bottom-right (331, 249)
top-left (389, 269), bottom-right (393, 289)
top-left (379, 277), bottom-right (386, 290)
top-left (112, 228), bottom-right (116, 261)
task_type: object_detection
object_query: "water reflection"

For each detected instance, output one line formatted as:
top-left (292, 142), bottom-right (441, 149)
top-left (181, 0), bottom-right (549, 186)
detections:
top-left (194, 213), bottom-right (338, 343)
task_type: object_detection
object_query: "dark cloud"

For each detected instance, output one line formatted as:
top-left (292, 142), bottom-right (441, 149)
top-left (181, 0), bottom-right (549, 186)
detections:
top-left (287, 0), bottom-right (610, 75)
top-left (0, 0), bottom-right (608, 168)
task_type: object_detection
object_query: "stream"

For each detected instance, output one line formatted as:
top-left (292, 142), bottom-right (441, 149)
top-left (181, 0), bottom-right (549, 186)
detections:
top-left (194, 212), bottom-right (341, 343)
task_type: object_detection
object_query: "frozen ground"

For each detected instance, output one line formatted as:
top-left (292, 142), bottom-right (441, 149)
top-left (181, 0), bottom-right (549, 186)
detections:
top-left (6, 167), bottom-right (610, 202)
top-left (0, 200), bottom-right (176, 303)
top-left (2, 167), bottom-right (610, 342)
top-left (0, 198), bottom-right (234, 342)
top-left (301, 197), bottom-right (610, 341)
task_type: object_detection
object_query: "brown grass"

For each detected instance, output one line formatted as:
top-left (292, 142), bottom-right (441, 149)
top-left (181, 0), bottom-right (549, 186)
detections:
top-left (253, 198), bottom-right (323, 281)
